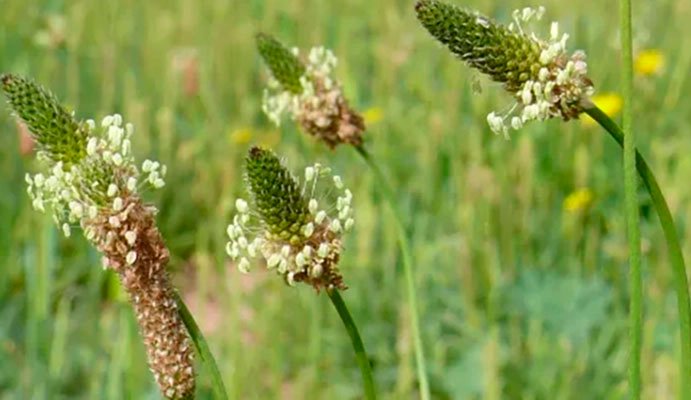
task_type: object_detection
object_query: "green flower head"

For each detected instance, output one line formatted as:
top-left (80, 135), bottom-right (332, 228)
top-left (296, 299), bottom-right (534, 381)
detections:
top-left (1, 73), bottom-right (88, 165)
top-left (416, 0), bottom-right (542, 92)
top-left (415, 1), bottom-right (594, 137)
top-left (227, 146), bottom-right (354, 290)
top-left (256, 33), bottom-right (306, 94)
top-left (245, 146), bottom-right (312, 242)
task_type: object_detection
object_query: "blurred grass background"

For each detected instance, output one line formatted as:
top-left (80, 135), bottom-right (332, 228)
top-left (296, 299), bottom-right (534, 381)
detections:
top-left (1, 0), bottom-right (691, 398)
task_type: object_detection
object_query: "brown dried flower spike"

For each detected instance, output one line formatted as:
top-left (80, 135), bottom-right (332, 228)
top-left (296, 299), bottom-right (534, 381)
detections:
top-left (91, 198), bottom-right (195, 399)
top-left (257, 33), bottom-right (365, 149)
top-left (1, 74), bottom-right (195, 399)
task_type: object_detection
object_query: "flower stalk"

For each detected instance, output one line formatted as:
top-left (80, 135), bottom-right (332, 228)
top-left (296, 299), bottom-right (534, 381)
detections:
top-left (618, 0), bottom-right (642, 397)
top-left (586, 106), bottom-right (691, 399)
top-left (328, 289), bottom-right (377, 400)
top-left (354, 145), bottom-right (430, 400)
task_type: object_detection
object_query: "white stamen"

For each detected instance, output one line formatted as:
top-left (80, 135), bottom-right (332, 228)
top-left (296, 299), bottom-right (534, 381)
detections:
top-left (236, 199), bottom-right (249, 213)
top-left (305, 166), bottom-right (315, 182)
top-left (317, 243), bottom-right (329, 258)
top-left (125, 231), bottom-right (137, 246)
top-left (315, 210), bottom-right (327, 224)
top-left (309, 198), bottom-right (318, 214)
top-left (302, 222), bottom-right (314, 237)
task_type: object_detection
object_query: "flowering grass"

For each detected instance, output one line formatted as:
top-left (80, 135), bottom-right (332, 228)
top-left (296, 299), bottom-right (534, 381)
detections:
top-left (0, 0), bottom-right (690, 398)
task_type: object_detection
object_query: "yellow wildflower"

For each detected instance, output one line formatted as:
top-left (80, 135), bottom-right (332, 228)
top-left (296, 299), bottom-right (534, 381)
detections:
top-left (563, 188), bottom-right (593, 213)
top-left (228, 127), bottom-right (254, 145)
top-left (581, 93), bottom-right (623, 126)
top-left (362, 107), bottom-right (383, 125)
top-left (634, 49), bottom-right (664, 76)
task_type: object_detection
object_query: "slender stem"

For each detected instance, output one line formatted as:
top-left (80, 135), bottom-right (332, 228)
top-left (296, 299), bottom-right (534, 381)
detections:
top-left (354, 144), bottom-right (430, 400)
top-left (327, 289), bottom-right (377, 400)
top-left (173, 291), bottom-right (229, 400)
top-left (618, 0), bottom-right (642, 397)
top-left (586, 106), bottom-right (691, 399)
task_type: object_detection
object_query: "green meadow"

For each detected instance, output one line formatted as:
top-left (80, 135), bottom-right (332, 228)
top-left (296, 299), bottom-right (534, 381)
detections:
top-left (1, 0), bottom-right (690, 398)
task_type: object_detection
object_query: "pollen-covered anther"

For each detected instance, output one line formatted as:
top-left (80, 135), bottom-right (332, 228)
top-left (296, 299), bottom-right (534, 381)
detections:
top-left (125, 230), bottom-right (137, 246)
top-left (126, 251), bottom-right (138, 265)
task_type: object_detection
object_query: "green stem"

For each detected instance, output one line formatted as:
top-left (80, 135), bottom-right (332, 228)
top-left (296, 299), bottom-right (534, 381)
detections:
top-left (586, 106), bottom-right (691, 399)
top-left (619, 0), bottom-right (642, 397)
top-left (327, 289), bottom-right (377, 400)
top-left (354, 145), bottom-right (430, 400)
top-left (173, 291), bottom-right (229, 400)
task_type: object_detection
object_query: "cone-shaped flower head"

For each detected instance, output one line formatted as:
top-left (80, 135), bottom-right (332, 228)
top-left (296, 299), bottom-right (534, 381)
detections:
top-left (1, 73), bottom-right (88, 164)
top-left (227, 146), bottom-right (354, 291)
top-left (2, 74), bottom-right (194, 399)
top-left (256, 33), bottom-right (365, 148)
top-left (244, 146), bottom-right (312, 242)
top-left (256, 33), bottom-right (306, 94)
top-left (415, 1), bottom-right (594, 137)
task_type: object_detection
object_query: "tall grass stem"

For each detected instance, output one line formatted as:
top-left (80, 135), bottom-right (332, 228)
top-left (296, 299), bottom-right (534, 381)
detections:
top-left (618, 0), bottom-right (642, 397)
top-left (585, 106), bottom-right (691, 399)
top-left (327, 289), bottom-right (377, 400)
top-left (354, 144), bottom-right (430, 400)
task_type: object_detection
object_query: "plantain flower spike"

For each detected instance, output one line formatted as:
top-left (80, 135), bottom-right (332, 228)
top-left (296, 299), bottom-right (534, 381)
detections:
top-left (226, 146), bottom-right (354, 291)
top-left (1, 73), bottom-right (195, 399)
top-left (415, 0), bottom-right (594, 137)
top-left (256, 33), bottom-right (365, 149)
top-left (1, 74), bottom-right (88, 164)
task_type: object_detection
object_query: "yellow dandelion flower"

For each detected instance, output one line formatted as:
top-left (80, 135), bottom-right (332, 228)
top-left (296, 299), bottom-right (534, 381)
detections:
top-left (634, 49), bottom-right (664, 76)
top-left (593, 93), bottom-right (623, 117)
top-left (563, 188), bottom-right (593, 213)
top-left (581, 93), bottom-right (623, 126)
top-left (228, 127), bottom-right (254, 145)
top-left (362, 107), bottom-right (383, 125)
